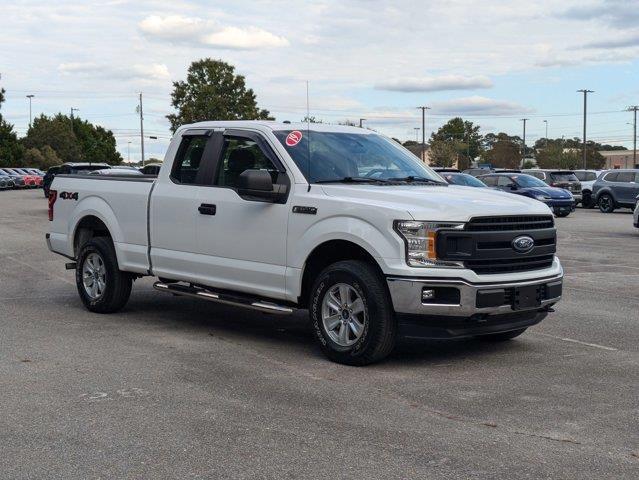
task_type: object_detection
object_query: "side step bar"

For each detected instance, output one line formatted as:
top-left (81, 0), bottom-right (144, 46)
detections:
top-left (153, 281), bottom-right (295, 315)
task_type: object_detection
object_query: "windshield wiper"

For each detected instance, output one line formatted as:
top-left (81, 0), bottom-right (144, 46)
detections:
top-left (391, 176), bottom-right (446, 184)
top-left (315, 176), bottom-right (389, 184)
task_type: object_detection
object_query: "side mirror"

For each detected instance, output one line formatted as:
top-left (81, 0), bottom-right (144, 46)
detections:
top-left (237, 169), bottom-right (286, 203)
top-left (509, 184), bottom-right (518, 190)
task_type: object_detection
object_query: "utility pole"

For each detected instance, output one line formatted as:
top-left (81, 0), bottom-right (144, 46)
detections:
top-left (26, 94), bottom-right (34, 128)
top-left (358, 118), bottom-right (366, 128)
top-left (127, 141), bottom-right (131, 163)
top-left (417, 106), bottom-right (430, 162)
top-left (520, 118), bottom-right (528, 162)
top-left (138, 93), bottom-right (145, 166)
top-left (413, 127), bottom-right (420, 143)
top-left (577, 89), bottom-right (594, 169)
top-left (628, 106), bottom-right (638, 167)
top-left (70, 107), bottom-right (79, 136)
top-left (543, 120), bottom-right (548, 148)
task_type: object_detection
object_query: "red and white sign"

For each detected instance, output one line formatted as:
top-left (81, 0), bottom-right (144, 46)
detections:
top-left (285, 130), bottom-right (303, 147)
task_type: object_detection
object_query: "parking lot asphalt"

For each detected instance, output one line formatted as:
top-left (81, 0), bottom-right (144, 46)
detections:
top-left (1, 189), bottom-right (638, 479)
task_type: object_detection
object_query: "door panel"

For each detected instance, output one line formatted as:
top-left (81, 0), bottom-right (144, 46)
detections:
top-left (195, 132), bottom-right (290, 299)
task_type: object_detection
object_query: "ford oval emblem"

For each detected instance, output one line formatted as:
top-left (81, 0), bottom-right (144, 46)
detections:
top-left (512, 235), bottom-right (534, 253)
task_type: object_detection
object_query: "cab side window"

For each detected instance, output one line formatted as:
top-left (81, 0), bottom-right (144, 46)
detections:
top-left (216, 136), bottom-right (278, 188)
top-left (171, 137), bottom-right (208, 184)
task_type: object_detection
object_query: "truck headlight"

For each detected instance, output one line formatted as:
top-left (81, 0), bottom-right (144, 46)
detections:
top-left (394, 221), bottom-right (465, 267)
top-left (534, 194), bottom-right (551, 201)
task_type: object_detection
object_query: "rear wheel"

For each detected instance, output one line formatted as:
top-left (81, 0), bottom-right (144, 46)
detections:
top-left (309, 260), bottom-right (396, 366)
top-left (478, 328), bottom-right (527, 342)
top-left (598, 193), bottom-right (615, 213)
top-left (553, 208), bottom-right (571, 217)
top-left (581, 192), bottom-right (594, 208)
top-left (76, 237), bottom-right (132, 313)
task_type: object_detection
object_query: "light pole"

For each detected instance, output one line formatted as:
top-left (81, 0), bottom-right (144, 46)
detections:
top-left (413, 127), bottom-right (420, 143)
top-left (417, 106), bottom-right (430, 162)
top-left (520, 118), bottom-right (529, 162)
top-left (577, 89), bottom-right (594, 169)
top-left (127, 141), bottom-right (131, 163)
top-left (26, 94), bottom-right (34, 128)
top-left (543, 120), bottom-right (548, 148)
top-left (359, 118), bottom-right (366, 128)
top-left (628, 106), bottom-right (638, 167)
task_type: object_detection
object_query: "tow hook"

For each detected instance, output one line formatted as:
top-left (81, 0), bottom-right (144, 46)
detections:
top-left (65, 262), bottom-right (77, 270)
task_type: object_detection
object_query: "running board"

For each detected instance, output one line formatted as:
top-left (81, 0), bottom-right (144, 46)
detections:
top-left (153, 281), bottom-right (295, 315)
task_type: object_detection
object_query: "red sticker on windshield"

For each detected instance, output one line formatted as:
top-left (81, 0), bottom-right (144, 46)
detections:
top-left (286, 130), bottom-right (303, 146)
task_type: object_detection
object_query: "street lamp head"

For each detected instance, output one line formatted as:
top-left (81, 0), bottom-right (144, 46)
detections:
top-left (26, 94), bottom-right (34, 99)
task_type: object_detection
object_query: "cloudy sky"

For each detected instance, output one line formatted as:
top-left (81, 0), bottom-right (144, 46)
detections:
top-left (1, 0), bottom-right (639, 161)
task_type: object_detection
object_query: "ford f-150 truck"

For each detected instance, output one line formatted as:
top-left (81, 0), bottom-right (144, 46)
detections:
top-left (47, 121), bottom-right (563, 365)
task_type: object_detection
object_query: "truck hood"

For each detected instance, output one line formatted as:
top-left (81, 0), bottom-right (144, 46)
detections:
top-left (320, 184), bottom-right (551, 221)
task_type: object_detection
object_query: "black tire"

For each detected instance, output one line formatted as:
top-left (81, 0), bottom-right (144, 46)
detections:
top-left (598, 193), bottom-right (615, 213)
top-left (553, 208), bottom-right (570, 217)
top-left (309, 260), bottom-right (396, 366)
top-left (478, 328), bottom-right (527, 342)
top-left (75, 237), bottom-right (132, 313)
top-left (581, 192), bottom-right (594, 209)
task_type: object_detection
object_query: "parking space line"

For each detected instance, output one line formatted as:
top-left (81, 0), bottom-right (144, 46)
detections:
top-left (533, 332), bottom-right (618, 351)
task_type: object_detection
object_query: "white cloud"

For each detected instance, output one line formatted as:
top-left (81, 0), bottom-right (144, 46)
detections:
top-left (376, 75), bottom-right (493, 93)
top-left (58, 62), bottom-right (170, 81)
top-left (431, 96), bottom-right (533, 116)
top-left (138, 14), bottom-right (289, 49)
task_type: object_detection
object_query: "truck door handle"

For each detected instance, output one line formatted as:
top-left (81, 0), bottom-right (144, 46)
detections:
top-left (198, 203), bottom-right (216, 215)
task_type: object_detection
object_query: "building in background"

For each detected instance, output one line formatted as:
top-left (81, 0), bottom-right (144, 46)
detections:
top-left (599, 150), bottom-right (639, 169)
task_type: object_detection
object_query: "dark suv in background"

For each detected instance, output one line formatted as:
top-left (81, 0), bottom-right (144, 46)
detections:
top-left (43, 163), bottom-right (111, 198)
top-left (524, 170), bottom-right (582, 204)
top-left (592, 169), bottom-right (639, 213)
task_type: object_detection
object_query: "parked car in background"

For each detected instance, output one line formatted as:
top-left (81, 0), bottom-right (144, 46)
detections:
top-left (441, 172), bottom-right (488, 188)
top-left (11, 168), bottom-right (43, 187)
top-left (43, 166), bottom-right (60, 198)
top-left (463, 167), bottom-right (494, 177)
top-left (592, 169), bottom-right (639, 213)
top-left (524, 169), bottom-right (582, 205)
top-left (480, 172), bottom-right (575, 217)
top-left (139, 163), bottom-right (163, 175)
top-left (573, 169), bottom-right (605, 208)
top-left (43, 163), bottom-right (111, 198)
top-left (2, 168), bottom-right (39, 187)
top-left (0, 168), bottom-right (27, 188)
top-left (88, 168), bottom-right (144, 176)
top-left (0, 170), bottom-right (16, 190)
top-left (633, 195), bottom-right (639, 228)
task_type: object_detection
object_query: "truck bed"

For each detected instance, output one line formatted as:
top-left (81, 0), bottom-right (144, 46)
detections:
top-left (48, 174), bottom-right (155, 274)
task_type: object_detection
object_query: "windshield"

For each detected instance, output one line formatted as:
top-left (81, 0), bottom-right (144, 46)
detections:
top-left (273, 130), bottom-right (443, 184)
top-left (512, 174), bottom-right (548, 188)
top-left (445, 173), bottom-right (486, 187)
top-left (550, 172), bottom-right (578, 182)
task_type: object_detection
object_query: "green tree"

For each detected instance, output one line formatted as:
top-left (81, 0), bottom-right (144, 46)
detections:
top-left (22, 114), bottom-right (121, 165)
top-left (0, 87), bottom-right (25, 167)
top-left (72, 117), bottom-right (122, 165)
top-left (167, 59), bottom-right (271, 132)
top-left (428, 139), bottom-right (457, 167)
top-left (23, 145), bottom-right (62, 169)
top-left (534, 138), bottom-right (605, 169)
top-left (430, 117), bottom-right (483, 167)
top-left (480, 132), bottom-right (521, 168)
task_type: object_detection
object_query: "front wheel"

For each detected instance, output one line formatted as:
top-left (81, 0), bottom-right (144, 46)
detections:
top-left (598, 193), bottom-right (615, 213)
top-left (477, 328), bottom-right (527, 342)
top-left (76, 237), bottom-right (132, 313)
top-left (309, 260), bottom-right (396, 366)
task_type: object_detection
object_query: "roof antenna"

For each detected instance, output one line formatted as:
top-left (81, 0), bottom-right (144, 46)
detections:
top-left (306, 80), bottom-right (312, 192)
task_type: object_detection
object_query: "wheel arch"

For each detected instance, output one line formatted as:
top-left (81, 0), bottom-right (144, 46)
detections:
top-left (297, 239), bottom-right (386, 307)
top-left (72, 215), bottom-right (113, 258)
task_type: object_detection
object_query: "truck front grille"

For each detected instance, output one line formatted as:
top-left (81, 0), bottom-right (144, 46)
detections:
top-left (437, 215), bottom-right (557, 275)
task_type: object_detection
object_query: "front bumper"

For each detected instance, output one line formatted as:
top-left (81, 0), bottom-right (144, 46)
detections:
top-left (387, 273), bottom-right (563, 317)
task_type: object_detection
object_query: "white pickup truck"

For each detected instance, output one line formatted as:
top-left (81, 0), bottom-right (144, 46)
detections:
top-left (47, 121), bottom-right (563, 365)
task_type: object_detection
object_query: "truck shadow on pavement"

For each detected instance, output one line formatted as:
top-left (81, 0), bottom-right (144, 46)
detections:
top-left (114, 287), bottom-right (538, 366)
